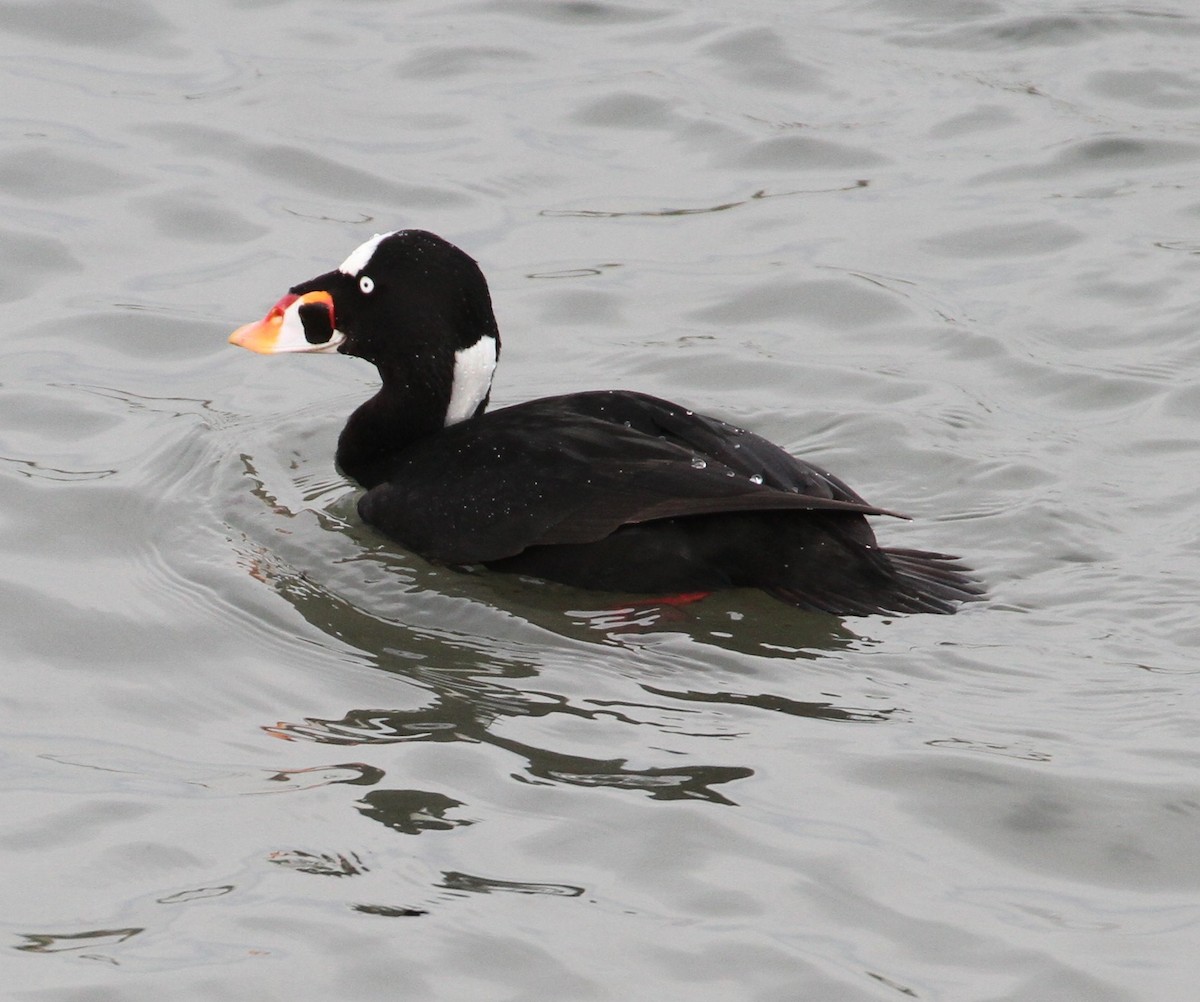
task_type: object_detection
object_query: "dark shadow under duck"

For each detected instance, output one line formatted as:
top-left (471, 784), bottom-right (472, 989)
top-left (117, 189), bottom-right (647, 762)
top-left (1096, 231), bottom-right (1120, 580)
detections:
top-left (230, 229), bottom-right (983, 616)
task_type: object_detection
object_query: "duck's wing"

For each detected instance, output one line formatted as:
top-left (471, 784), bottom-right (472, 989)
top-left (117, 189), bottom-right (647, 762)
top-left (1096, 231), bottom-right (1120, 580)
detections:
top-left (557, 390), bottom-right (872, 504)
top-left (357, 392), bottom-right (903, 565)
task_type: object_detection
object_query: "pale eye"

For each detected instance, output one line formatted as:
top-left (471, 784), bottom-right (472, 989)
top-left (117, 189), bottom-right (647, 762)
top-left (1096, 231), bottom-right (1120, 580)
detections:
top-left (359, 275), bottom-right (375, 294)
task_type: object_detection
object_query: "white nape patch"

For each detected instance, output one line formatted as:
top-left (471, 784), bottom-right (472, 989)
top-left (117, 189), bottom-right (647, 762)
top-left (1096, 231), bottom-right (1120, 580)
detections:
top-left (338, 231), bottom-right (393, 277)
top-left (445, 335), bottom-right (498, 425)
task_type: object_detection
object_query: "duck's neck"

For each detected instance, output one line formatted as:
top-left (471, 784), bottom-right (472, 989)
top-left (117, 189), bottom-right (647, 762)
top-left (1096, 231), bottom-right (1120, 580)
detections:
top-left (335, 342), bottom-right (496, 489)
top-left (334, 361), bottom-right (451, 489)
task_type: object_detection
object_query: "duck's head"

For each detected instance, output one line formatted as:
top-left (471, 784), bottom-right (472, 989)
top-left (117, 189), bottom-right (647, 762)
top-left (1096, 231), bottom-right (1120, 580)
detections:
top-left (230, 229), bottom-right (501, 425)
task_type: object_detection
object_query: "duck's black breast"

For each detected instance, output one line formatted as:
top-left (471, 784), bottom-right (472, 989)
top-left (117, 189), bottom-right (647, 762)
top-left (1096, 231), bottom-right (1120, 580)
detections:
top-left (355, 389), bottom-right (897, 567)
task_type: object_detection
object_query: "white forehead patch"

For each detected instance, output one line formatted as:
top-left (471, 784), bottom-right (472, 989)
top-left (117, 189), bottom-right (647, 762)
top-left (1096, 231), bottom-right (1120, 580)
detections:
top-left (338, 231), bottom-right (393, 277)
top-left (445, 335), bottom-right (498, 425)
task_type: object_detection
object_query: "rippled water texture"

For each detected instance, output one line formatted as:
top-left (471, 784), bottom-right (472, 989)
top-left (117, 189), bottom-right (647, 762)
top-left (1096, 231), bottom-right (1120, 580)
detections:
top-left (3, 1), bottom-right (1199, 998)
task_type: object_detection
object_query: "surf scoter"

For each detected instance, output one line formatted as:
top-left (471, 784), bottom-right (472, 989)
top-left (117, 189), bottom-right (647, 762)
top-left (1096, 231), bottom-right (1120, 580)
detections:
top-left (230, 229), bottom-right (982, 615)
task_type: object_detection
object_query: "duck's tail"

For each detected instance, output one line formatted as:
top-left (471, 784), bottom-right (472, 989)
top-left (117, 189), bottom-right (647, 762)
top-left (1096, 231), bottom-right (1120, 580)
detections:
top-left (769, 547), bottom-right (985, 617)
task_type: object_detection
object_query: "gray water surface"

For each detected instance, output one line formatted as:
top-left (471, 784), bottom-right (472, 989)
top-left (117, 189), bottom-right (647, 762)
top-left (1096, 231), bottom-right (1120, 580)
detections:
top-left (3, 1), bottom-right (1199, 999)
